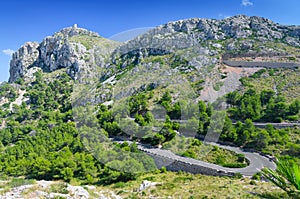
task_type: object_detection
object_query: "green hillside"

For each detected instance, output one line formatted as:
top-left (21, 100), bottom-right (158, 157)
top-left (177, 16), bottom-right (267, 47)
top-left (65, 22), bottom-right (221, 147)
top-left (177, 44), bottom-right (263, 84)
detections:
top-left (1, 16), bottom-right (300, 198)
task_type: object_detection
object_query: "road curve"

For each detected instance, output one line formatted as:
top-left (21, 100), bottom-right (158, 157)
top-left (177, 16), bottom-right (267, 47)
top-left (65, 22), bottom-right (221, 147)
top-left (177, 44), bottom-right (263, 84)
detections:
top-left (206, 142), bottom-right (276, 176)
top-left (136, 142), bottom-right (276, 177)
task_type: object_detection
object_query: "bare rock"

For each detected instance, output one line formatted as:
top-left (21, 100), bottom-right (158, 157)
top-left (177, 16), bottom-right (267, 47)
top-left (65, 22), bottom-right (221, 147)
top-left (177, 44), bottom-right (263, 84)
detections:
top-left (67, 184), bottom-right (89, 199)
top-left (8, 25), bottom-right (116, 83)
top-left (9, 42), bottom-right (39, 82)
top-left (139, 180), bottom-right (159, 192)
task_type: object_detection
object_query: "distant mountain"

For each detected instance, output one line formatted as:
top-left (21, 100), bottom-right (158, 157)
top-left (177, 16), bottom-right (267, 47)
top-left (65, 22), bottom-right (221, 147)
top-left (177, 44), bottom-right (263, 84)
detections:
top-left (9, 15), bottom-right (300, 102)
top-left (7, 14), bottom-right (300, 127)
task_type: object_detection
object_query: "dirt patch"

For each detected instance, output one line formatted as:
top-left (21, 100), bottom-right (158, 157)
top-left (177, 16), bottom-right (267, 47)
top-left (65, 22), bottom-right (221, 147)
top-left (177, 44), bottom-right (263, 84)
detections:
top-left (221, 65), bottom-right (262, 75)
top-left (198, 64), bottom-right (261, 102)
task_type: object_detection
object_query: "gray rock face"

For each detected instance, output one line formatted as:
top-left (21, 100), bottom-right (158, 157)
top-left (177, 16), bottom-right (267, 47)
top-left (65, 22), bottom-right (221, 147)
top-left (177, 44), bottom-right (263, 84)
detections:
top-left (38, 35), bottom-right (88, 74)
top-left (139, 180), bottom-right (159, 192)
top-left (8, 15), bottom-right (300, 83)
top-left (135, 15), bottom-right (299, 47)
top-left (111, 15), bottom-right (300, 73)
top-left (67, 184), bottom-right (90, 199)
top-left (9, 42), bottom-right (39, 82)
top-left (9, 25), bottom-right (112, 83)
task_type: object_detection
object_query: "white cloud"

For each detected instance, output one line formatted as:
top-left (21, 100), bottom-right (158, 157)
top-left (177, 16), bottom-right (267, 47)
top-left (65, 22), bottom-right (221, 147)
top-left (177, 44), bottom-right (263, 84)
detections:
top-left (2, 49), bottom-right (15, 56)
top-left (241, 0), bottom-right (253, 7)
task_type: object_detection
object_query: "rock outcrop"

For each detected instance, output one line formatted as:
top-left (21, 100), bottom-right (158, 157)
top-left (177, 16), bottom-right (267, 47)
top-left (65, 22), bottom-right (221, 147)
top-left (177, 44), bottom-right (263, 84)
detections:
top-left (110, 15), bottom-right (300, 74)
top-left (9, 25), bottom-right (119, 83)
top-left (9, 42), bottom-right (39, 82)
top-left (8, 15), bottom-right (300, 83)
top-left (114, 15), bottom-right (300, 55)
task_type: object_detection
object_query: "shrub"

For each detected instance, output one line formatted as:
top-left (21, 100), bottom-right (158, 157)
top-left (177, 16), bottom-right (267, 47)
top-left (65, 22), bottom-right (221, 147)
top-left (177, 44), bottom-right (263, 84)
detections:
top-left (250, 180), bottom-right (257, 185)
top-left (251, 172), bottom-right (262, 181)
top-left (222, 163), bottom-right (247, 168)
top-left (160, 167), bottom-right (167, 173)
top-left (182, 150), bottom-right (196, 159)
top-left (113, 182), bottom-right (126, 188)
top-left (232, 173), bottom-right (243, 179)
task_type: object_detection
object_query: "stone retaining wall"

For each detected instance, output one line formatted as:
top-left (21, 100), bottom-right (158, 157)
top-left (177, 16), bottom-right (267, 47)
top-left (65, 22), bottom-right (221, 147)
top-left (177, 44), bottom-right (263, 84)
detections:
top-left (223, 60), bottom-right (300, 68)
top-left (141, 149), bottom-right (235, 177)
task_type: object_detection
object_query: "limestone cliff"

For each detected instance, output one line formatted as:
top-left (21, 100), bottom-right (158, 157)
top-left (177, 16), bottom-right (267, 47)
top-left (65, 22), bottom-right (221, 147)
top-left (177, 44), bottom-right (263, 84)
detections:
top-left (9, 42), bottom-right (39, 82)
top-left (9, 15), bottom-right (300, 83)
top-left (114, 15), bottom-right (300, 58)
top-left (9, 25), bottom-right (120, 82)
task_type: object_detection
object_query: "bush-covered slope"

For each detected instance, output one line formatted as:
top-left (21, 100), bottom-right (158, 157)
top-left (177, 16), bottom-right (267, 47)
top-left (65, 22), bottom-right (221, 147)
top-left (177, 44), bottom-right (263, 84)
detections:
top-left (1, 15), bottom-right (300, 198)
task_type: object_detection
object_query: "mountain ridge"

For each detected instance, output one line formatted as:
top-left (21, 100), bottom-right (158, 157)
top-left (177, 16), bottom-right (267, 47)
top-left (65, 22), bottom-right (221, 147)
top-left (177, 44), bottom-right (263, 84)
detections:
top-left (8, 15), bottom-right (300, 84)
top-left (0, 15), bottom-right (300, 198)
top-left (7, 15), bottom-right (300, 109)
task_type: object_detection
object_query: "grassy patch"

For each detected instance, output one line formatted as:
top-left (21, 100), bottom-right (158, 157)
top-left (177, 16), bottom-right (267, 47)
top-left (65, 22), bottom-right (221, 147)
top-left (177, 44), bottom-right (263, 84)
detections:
top-left (96, 171), bottom-right (285, 199)
top-left (163, 137), bottom-right (248, 168)
top-left (48, 182), bottom-right (69, 194)
top-left (0, 178), bottom-right (36, 196)
top-left (240, 68), bottom-right (300, 103)
top-left (68, 35), bottom-right (119, 50)
top-left (7, 178), bottom-right (35, 188)
top-left (213, 81), bottom-right (224, 91)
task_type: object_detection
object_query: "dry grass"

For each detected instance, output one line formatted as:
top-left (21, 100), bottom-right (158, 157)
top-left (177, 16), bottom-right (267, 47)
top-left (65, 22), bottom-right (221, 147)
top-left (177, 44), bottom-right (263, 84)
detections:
top-left (96, 171), bottom-right (287, 199)
top-left (240, 68), bottom-right (300, 103)
top-left (68, 35), bottom-right (120, 50)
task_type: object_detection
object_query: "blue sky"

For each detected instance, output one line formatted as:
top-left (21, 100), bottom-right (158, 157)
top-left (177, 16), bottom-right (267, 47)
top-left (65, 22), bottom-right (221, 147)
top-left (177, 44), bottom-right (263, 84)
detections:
top-left (1, 0), bottom-right (300, 82)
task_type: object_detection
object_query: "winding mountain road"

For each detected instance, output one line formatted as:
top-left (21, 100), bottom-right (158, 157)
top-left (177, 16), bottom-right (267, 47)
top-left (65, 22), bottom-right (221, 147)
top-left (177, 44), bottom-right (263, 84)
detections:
top-left (137, 142), bottom-right (276, 177)
top-left (115, 139), bottom-right (276, 177)
top-left (205, 142), bottom-right (276, 176)
top-left (135, 60), bottom-right (297, 175)
top-left (155, 118), bottom-right (300, 128)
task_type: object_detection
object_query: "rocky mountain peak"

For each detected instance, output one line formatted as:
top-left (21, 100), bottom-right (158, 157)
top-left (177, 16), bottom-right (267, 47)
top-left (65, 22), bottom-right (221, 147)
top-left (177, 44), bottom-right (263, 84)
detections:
top-left (9, 42), bottom-right (40, 83)
top-left (8, 15), bottom-right (300, 84)
top-left (159, 15), bottom-right (283, 39)
top-left (53, 24), bottom-right (100, 38)
top-left (114, 15), bottom-right (300, 64)
top-left (8, 24), bottom-right (117, 83)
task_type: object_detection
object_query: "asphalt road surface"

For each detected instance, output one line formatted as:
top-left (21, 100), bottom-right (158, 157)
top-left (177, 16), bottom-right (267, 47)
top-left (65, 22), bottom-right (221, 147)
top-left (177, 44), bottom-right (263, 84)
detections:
top-left (115, 139), bottom-right (277, 177)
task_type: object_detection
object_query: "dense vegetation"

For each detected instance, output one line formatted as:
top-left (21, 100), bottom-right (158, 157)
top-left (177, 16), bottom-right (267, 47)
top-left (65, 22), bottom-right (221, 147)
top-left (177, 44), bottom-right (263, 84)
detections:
top-left (95, 86), bottom-right (300, 165)
top-left (0, 67), bottom-right (299, 191)
top-left (0, 72), bottom-right (155, 184)
top-left (0, 83), bottom-right (17, 110)
top-left (226, 88), bottom-right (300, 122)
top-left (239, 68), bottom-right (300, 103)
